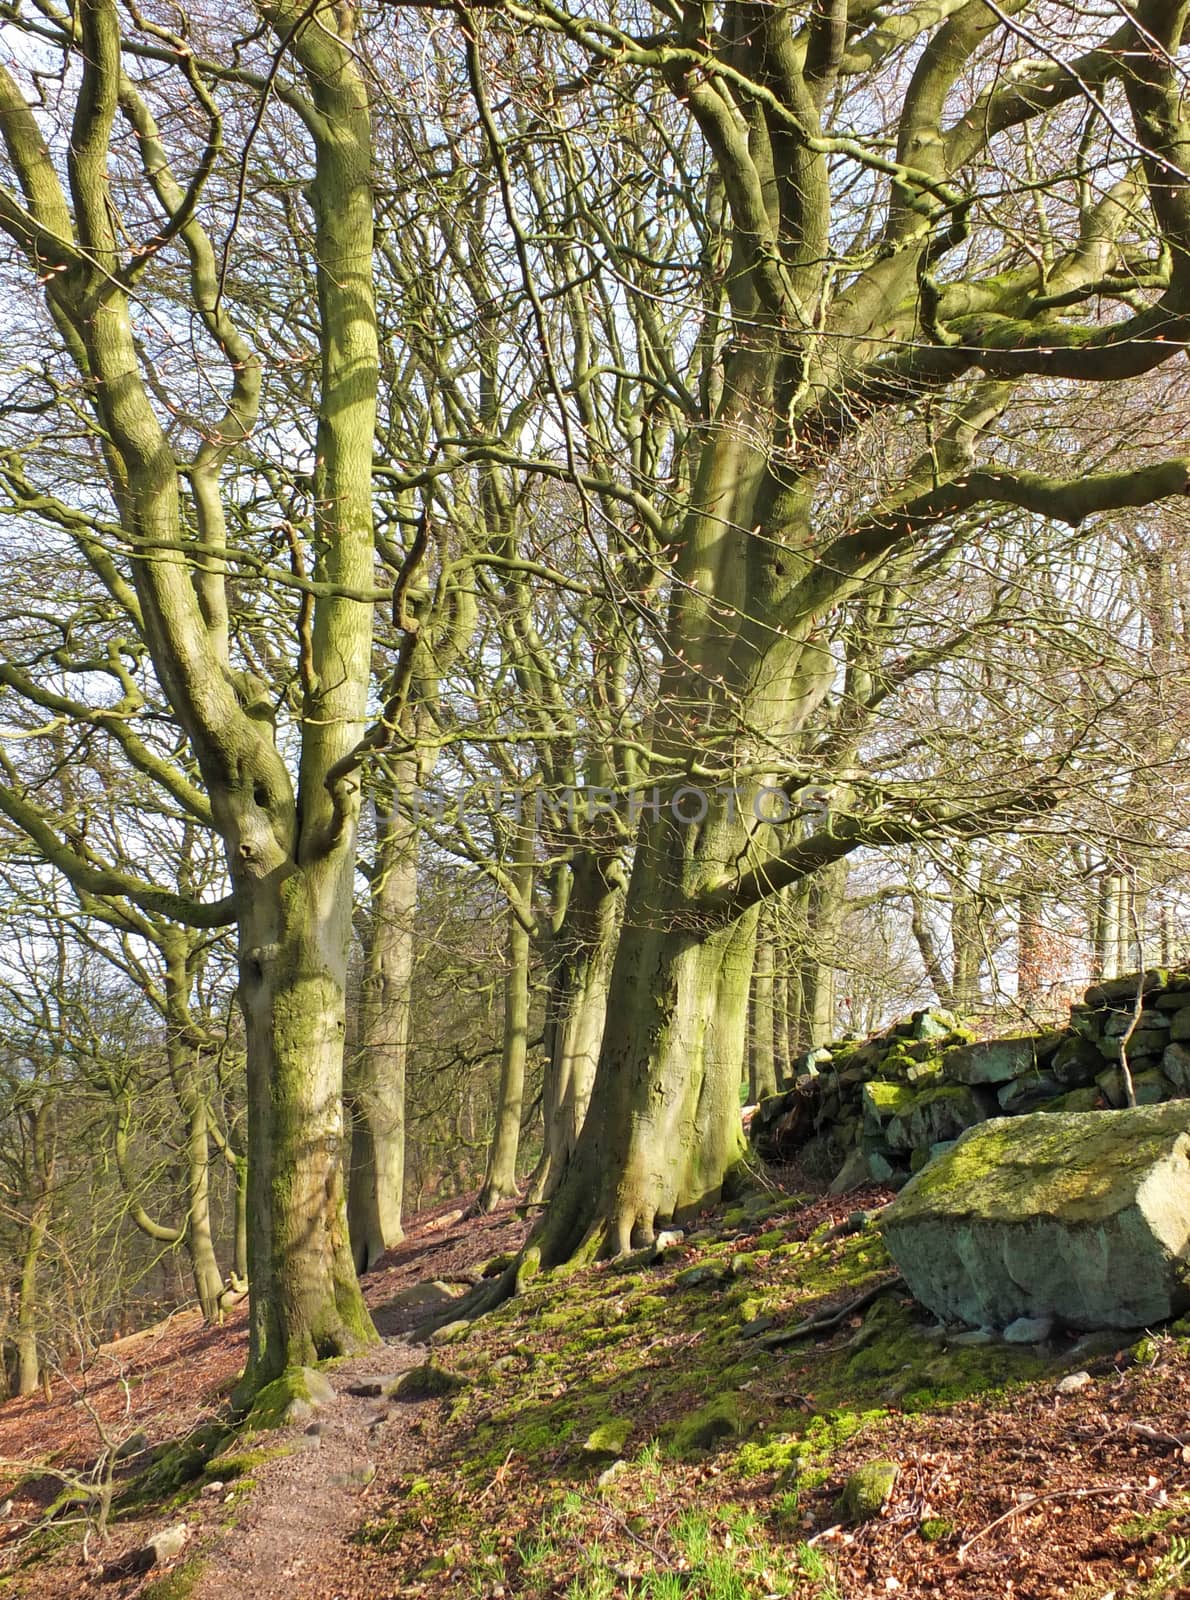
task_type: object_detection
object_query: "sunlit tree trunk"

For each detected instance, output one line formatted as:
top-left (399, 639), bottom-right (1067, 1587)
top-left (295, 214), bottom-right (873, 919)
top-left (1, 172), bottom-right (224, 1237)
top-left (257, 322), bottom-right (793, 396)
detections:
top-left (476, 827), bottom-right (535, 1211)
top-left (348, 767), bottom-right (417, 1271)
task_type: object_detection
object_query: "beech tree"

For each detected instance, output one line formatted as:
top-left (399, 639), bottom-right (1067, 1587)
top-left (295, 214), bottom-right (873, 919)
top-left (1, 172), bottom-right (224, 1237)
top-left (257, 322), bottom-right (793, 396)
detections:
top-left (0, 0), bottom-right (385, 1384)
top-left (432, 0), bottom-right (1190, 1278)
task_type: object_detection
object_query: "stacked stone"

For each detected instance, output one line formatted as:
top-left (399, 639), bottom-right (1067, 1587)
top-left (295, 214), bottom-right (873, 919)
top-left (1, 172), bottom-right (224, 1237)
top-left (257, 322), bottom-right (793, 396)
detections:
top-left (749, 967), bottom-right (1190, 1193)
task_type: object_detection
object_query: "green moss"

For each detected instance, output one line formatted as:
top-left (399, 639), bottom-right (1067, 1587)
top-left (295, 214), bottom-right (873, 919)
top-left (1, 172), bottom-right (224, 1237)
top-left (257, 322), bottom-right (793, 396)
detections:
top-left (666, 1393), bottom-right (746, 1457)
top-left (835, 1459), bottom-right (898, 1522)
top-left (118, 1422), bottom-right (232, 1510)
top-left (1117, 1491), bottom-right (1190, 1541)
top-left (752, 1229), bottom-right (785, 1250)
top-left (920, 1517), bottom-right (955, 1542)
top-left (205, 1442), bottom-right (299, 1479)
top-left (842, 1298), bottom-right (1047, 1406)
top-left (140, 1557), bottom-right (206, 1599)
top-left (244, 1366), bottom-right (332, 1432)
top-left (629, 1294), bottom-right (667, 1322)
top-left (894, 1101), bottom-right (1190, 1222)
top-left (582, 1419), bottom-right (632, 1458)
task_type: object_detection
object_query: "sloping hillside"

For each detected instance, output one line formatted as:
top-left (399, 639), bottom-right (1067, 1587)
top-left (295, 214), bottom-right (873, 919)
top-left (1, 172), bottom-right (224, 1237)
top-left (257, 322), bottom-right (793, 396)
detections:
top-left (3, 1182), bottom-right (1189, 1600)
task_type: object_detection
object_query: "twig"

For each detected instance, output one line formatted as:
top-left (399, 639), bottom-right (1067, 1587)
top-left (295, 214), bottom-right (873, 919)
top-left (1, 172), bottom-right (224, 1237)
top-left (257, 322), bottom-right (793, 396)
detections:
top-left (957, 1483), bottom-right (1135, 1560)
top-left (760, 1276), bottom-right (904, 1349)
top-left (1127, 1421), bottom-right (1188, 1450)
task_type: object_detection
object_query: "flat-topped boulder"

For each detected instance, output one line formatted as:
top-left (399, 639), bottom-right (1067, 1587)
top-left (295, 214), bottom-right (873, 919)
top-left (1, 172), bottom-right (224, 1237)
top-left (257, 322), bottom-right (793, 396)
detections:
top-left (881, 1101), bottom-right (1190, 1331)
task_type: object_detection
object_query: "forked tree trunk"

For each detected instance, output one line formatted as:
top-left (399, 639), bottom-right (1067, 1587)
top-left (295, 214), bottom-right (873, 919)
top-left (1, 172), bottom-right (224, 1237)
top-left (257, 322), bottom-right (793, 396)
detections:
top-left (348, 774), bottom-right (417, 1272)
top-left (517, 815), bottom-right (757, 1268)
top-left (476, 829), bottom-right (535, 1211)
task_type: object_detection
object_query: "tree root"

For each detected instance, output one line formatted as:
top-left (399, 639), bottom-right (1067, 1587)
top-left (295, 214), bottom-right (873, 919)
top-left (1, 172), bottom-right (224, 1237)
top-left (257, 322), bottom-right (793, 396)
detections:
top-left (759, 1275), bottom-right (905, 1348)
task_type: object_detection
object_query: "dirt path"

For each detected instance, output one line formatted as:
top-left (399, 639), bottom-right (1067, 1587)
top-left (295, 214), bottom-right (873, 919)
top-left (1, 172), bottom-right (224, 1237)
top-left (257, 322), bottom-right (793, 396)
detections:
top-left (192, 1338), bottom-right (425, 1600)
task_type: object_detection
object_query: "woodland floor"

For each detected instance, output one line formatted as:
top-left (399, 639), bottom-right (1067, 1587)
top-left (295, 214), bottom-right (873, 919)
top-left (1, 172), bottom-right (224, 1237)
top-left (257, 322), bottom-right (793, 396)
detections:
top-left (2, 1181), bottom-right (1190, 1600)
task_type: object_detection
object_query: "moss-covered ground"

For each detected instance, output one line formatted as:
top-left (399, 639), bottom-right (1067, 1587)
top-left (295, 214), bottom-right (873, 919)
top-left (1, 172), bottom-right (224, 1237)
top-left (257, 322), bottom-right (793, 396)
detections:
top-left (7, 1183), bottom-right (1190, 1598)
top-left (340, 1182), bottom-right (1190, 1599)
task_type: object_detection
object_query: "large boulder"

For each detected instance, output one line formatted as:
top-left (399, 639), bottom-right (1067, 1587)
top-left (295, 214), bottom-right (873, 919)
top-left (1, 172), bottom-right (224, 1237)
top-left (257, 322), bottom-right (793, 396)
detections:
top-left (880, 1101), bottom-right (1190, 1331)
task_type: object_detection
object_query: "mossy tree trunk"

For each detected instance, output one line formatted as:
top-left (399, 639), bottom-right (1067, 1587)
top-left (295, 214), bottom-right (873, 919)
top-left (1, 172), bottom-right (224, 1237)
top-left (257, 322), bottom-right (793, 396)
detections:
top-left (748, 905), bottom-right (779, 1102)
top-left (517, 806), bottom-right (763, 1264)
top-left (0, 0), bottom-right (383, 1387)
top-left (348, 766), bottom-right (417, 1271)
top-left (526, 852), bottom-right (624, 1203)
top-left (15, 1104), bottom-right (53, 1397)
top-left (476, 827), bottom-right (536, 1211)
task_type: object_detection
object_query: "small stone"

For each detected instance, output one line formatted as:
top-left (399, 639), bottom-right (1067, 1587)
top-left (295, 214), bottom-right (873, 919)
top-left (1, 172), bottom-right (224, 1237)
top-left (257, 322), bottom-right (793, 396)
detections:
top-left (1052, 1036), bottom-right (1102, 1087)
top-left (951, 1327), bottom-right (996, 1346)
top-left (912, 1008), bottom-right (958, 1041)
top-left (738, 1315), bottom-right (775, 1338)
top-left (1172, 1008), bottom-right (1190, 1043)
top-left (996, 1074), bottom-right (1063, 1114)
top-left (149, 1523), bottom-right (190, 1565)
top-left (835, 1460), bottom-right (899, 1522)
top-left (329, 1460), bottom-right (376, 1489)
top-left (1056, 1370), bottom-right (1091, 1394)
top-left (653, 1229), bottom-right (685, 1251)
top-left (1003, 1315), bottom-right (1054, 1344)
top-left (597, 1460), bottom-right (629, 1489)
top-left (1165, 1043), bottom-right (1190, 1090)
top-left (115, 1431), bottom-right (150, 1462)
top-left (944, 1038), bottom-right (1038, 1086)
top-left (201, 1481), bottom-right (225, 1496)
top-left (866, 1149), bottom-right (899, 1184)
top-left (387, 1363), bottom-right (469, 1401)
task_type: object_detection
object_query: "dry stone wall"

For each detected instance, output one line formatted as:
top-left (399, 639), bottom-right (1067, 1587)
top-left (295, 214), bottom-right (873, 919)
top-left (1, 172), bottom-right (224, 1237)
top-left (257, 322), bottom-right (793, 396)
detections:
top-left (749, 968), bottom-right (1190, 1192)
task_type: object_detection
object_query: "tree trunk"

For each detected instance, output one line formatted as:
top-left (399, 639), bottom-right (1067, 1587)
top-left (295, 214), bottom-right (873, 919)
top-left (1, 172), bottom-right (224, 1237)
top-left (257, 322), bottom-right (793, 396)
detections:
top-left (1095, 872), bottom-right (1126, 980)
top-left (801, 861), bottom-right (845, 1048)
top-left (772, 968), bottom-right (791, 1088)
top-left (748, 905), bottom-right (778, 1101)
top-left (524, 852), bottom-right (623, 1203)
top-left (1017, 888), bottom-right (1045, 1006)
top-left (16, 1196), bottom-right (49, 1397)
top-left (949, 869), bottom-right (984, 1011)
top-left (476, 829), bottom-right (535, 1211)
top-left (521, 816), bottom-right (757, 1266)
top-left (182, 1097), bottom-right (225, 1322)
top-left (238, 860), bottom-right (376, 1380)
top-left (348, 772), bottom-right (417, 1272)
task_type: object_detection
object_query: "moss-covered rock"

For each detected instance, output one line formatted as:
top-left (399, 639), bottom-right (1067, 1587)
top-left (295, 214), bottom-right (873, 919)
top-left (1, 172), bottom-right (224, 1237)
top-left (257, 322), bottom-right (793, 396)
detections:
top-left (582, 1419), bottom-right (632, 1459)
top-left (668, 1393), bottom-right (744, 1455)
top-left (246, 1366), bottom-right (336, 1431)
top-left (865, 1078), bottom-right (992, 1153)
top-left (882, 1103), bottom-right (1190, 1330)
top-left (944, 1038), bottom-right (1039, 1086)
top-left (388, 1363), bottom-right (470, 1401)
top-left (835, 1459), bottom-right (898, 1522)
